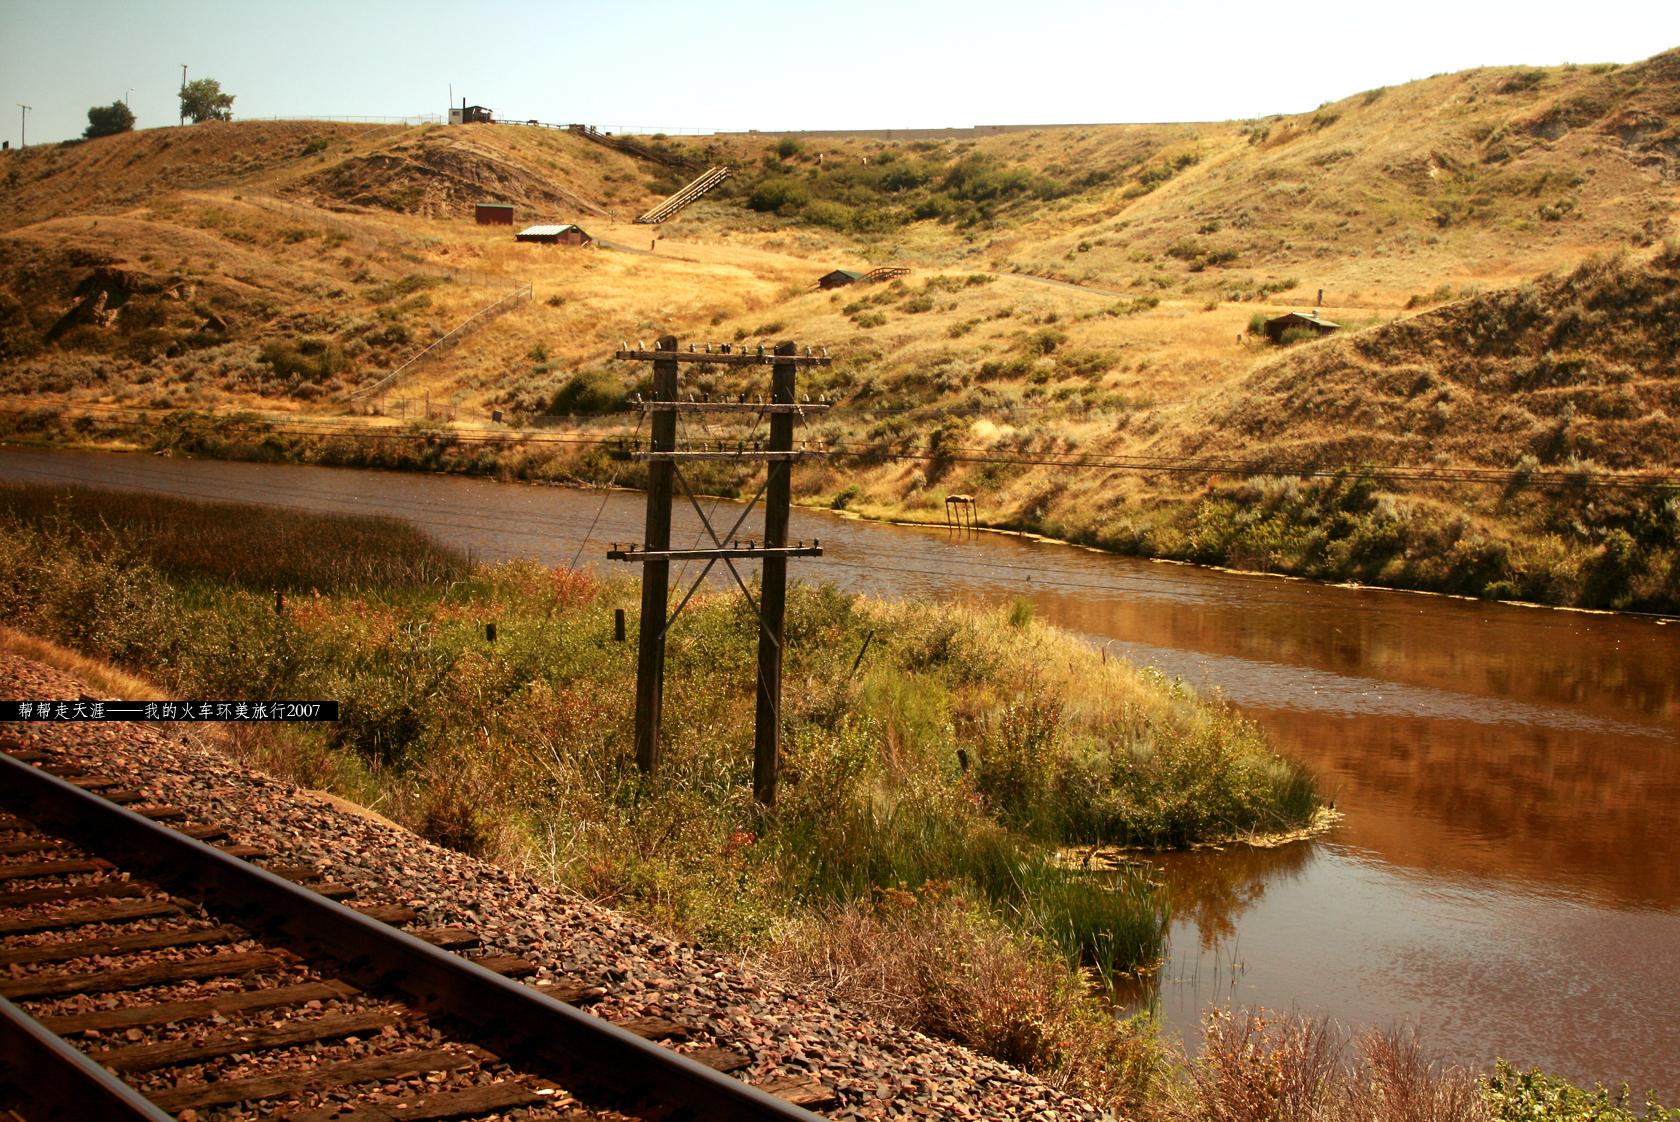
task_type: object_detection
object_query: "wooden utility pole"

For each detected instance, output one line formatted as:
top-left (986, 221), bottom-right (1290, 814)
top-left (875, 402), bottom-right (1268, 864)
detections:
top-left (633, 337), bottom-right (679, 773)
top-left (608, 337), bottom-right (830, 805)
top-left (753, 343), bottom-right (797, 804)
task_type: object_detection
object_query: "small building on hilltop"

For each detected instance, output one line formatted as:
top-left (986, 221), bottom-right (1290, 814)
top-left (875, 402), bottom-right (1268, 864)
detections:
top-left (475, 203), bottom-right (514, 226)
top-left (449, 101), bottom-right (495, 125)
top-left (516, 223), bottom-right (593, 246)
top-left (818, 269), bottom-right (864, 290)
top-left (1264, 310), bottom-right (1340, 343)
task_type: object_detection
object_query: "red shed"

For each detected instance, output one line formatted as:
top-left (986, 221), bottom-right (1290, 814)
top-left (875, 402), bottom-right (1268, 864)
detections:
top-left (475, 203), bottom-right (514, 225)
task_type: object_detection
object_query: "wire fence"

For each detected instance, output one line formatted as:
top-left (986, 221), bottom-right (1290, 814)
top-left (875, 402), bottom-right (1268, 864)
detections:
top-left (246, 115), bottom-right (443, 126)
top-left (408, 264), bottom-right (529, 291)
top-left (350, 284), bottom-right (533, 403)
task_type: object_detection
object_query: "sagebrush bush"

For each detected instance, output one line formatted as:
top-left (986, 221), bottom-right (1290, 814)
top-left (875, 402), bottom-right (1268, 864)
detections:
top-left (259, 336), bottom-right (345, 381)
top-left (547, 369), bottom-right (627, 416)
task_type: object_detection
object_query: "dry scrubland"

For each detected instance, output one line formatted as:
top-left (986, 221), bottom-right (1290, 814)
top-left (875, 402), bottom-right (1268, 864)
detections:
top-left (1, 52), bottom-right (1678, 610)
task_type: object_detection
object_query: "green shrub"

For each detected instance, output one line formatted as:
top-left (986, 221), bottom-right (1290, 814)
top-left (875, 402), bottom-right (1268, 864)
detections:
top-left (1022, 327), bottom-right (1067, 355)
top-left (258, 337), bottom-right (346, 382)
top-left (1483, 1060), bottom-right (1678, 1121)
top-left (548, 370), bottom-right (626, 415)
top-left (747, 177), bottom-right (809, 213)
top-left (1498, 68), bottom-right (1548, 94)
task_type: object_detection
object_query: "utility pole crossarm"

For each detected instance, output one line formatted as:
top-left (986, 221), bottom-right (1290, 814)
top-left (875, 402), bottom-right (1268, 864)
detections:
top-left (629, 449), bottom-right (827, 463)
top-left (606, 544), bottom-right (823, 562)
top-left (637, 401), bottom-right (831, 414)
top-left (613, 348), bottom-right (831, 367)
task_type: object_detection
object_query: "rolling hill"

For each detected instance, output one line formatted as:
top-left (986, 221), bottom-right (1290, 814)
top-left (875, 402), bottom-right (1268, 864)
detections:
top-left (0, 49), bottom-right (1676, 609)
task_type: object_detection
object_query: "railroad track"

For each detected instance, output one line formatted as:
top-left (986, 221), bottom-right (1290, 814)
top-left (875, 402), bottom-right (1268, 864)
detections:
top-left (0, 746), bottom-right (832, 1121)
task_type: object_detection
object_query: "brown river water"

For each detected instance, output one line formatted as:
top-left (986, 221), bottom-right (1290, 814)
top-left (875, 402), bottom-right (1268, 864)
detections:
top-left (2, 446), bottom-right (1676, 1095)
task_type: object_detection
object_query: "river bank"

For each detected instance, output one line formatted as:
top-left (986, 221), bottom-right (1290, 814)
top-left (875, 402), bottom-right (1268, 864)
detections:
top-left (3, 404), bottom-right (1677, 615)
top-left (6, 488), bottom-right (1673, 1120)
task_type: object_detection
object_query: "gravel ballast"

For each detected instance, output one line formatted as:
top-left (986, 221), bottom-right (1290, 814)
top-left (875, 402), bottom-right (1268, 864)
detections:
top-left (1, 649), bottom-right (1115, 1120)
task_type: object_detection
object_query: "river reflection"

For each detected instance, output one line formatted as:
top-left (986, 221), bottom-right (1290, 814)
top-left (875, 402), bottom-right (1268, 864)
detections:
top-left (1, 446), bottom-right (1675, 1095)
top-left (1154, 842), bottom-right (1318, 951)
top-left (1250, 708), bottom-right (1680, 909)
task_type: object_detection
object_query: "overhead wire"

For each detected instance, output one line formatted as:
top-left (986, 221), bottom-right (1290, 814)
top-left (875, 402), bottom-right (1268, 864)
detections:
top-left (5, 453), bottom-right (1673, 624)
top-left (2, 405), bottom-right (1673, 493)
top-left (568, 410), bottom-right (644, 571)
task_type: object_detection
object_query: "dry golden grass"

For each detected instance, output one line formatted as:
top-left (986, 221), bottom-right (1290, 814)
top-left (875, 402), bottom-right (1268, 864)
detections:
top-left (2, 52), bottom-right (1675, 607)
top-left (0, 624), bottom-right (159, 699)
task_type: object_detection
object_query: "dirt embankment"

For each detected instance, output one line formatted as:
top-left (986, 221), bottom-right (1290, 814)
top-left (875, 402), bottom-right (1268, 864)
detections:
top-left (288, 132), bottom-right (618, 220)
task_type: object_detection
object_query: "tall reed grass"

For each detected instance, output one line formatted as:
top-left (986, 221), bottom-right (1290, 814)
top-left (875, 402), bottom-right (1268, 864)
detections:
top-left (0, 484), bottom-right (468, 592)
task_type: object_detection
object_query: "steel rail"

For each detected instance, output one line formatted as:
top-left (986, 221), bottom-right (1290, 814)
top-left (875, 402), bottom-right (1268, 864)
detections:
top-left (0, 994), bottom-right (175, 1122)
top-left (0, 754), bottom-right (823, 1122)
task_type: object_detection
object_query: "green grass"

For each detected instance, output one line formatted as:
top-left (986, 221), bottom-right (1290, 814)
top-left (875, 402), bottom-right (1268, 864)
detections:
top-left (0, 486), bottom-right (1318, 953)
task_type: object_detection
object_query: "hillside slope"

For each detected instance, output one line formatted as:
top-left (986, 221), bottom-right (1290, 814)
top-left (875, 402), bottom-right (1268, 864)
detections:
top-left (0, 51), bottom-right (1676, 608)
top-left (1171, 249), bottom-right (1680, 471)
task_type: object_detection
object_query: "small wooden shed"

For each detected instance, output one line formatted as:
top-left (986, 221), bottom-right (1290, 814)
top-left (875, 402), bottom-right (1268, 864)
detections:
top-left (516, 223), bottom-right (593, 246)
top-left (1264, 310), bottom-right (1340, 343)
top-left (475, 203), bottom-right (514, 226)
top-left (818, 269), bottom-right (864, 290)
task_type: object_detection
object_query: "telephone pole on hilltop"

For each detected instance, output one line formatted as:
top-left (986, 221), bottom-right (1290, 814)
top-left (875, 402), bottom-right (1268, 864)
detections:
top-left (16, 104), bottom-right (29, 149)
top-left (179, 64), bottom-right (187, 125)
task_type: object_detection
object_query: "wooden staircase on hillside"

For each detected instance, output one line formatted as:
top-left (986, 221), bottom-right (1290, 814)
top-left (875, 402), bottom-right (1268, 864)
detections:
top-left (860, 266), bottom-right (910, 283)
top-left (635, 166), bottom-right (732, 224)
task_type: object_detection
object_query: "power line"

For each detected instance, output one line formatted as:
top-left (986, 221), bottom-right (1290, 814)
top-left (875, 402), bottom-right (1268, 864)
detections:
top-left (6, 454), bottom-right (1676, 625)
top-left (2, 405), bottom-right (1674, 492)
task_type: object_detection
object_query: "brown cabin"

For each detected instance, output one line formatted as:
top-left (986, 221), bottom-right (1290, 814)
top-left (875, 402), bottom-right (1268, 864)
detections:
top-left (818, 269), bottom-right (864, 290)
top-left (1264, 310), bottom-right (1340, 343)
top-left (475, 203), bottom-right (514, 226)
top-left (515, 224), bottom-right (593, 246)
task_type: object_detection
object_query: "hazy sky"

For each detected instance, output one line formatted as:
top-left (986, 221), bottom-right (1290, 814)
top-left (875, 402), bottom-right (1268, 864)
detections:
top-left (4, 0), bottom-right (1679, 145)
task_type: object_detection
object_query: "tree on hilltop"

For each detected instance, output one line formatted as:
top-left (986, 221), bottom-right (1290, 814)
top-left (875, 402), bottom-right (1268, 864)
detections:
top-left (84, 100), bottom-right (136, 139)
top-left (180, 78), bottom-right (235, 123)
